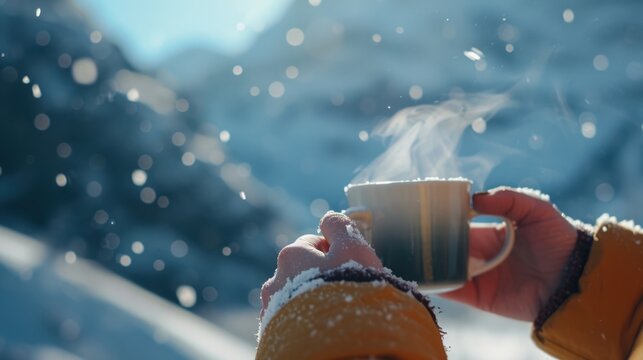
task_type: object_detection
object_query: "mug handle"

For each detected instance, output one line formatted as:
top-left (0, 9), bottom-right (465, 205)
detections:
top-left (342, 207), bottom-right (373, 243)
top-left (467, 209), bottom-right (516, 278)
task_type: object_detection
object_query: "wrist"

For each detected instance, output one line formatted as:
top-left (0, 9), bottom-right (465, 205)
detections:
top-left (257, 272), bottom-right (447, 360)
top-left (259, 261), bottom-right (440, 339)
top-left (317, 264), bottom-right (439, 328)
top-left (534, 229), bottom-right (594, 329)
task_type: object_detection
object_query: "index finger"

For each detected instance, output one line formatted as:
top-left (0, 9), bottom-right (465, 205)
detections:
top-left (473, 187), bottom-right (557, 225)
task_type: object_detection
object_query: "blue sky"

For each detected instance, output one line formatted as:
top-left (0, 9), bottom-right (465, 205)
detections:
top-left (77, 0), bottom-right (293, 68)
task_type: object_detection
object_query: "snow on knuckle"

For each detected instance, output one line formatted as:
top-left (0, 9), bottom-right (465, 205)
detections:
top-left (321, 212), bottom-right (349, 231)
top-left (260, 280), bottom-right (276, 304)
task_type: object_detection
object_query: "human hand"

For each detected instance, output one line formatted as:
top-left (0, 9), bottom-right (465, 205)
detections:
top-left (260, 212), bottom-right (382, 315)
top-left (441, 187), bottom-right (578, 321)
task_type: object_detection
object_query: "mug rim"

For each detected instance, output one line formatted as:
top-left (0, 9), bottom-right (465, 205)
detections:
top-left (345, 177), bottom-right (472, 192)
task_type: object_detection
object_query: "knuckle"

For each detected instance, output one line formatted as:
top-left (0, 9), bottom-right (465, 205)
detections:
top-left (260, 278), bottom-right (275, 303)
top-left (276, 245), bottom-right (303, 265)
top-left (320, 212), bottom-right (349, 230)
top-left (489, 186), bottom-right (511, 195)
top-left (260, 285), bottom-right (269, 301)
top-left (260, 283), bottom-right (272, 302)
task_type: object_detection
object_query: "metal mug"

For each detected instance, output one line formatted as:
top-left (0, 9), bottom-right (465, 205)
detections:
top-left (344, 179), bottom-right (515, 292)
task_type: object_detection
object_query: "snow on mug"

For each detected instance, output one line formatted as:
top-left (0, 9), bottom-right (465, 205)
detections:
top-left (344, 178), bottom-right (515, 292)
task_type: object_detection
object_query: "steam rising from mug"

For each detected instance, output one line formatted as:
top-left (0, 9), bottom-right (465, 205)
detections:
top-left (352, 93), bottom-right (510, 188)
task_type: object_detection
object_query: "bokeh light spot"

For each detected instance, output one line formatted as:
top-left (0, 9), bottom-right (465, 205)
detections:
top-left (58, 54), bottom-right (72, 68)
top-left (119, 254), bottom-right (132, 267)
top-left (153, 259), bottom-right (165, 271)
top-left (181, 152), bottom-right (196, 166)
top-left (331, 94), bottom-right (344, 106)
top-left (103, 233), bottom-right (120, 250)
top-left (171, 132), bottom-right (186, 146)
top-left (157, 196), bottom-right (170, 208)
top-left (286, 28), bottom-right (305, 46)
top-left (497, 24), bottom-right (519, 42)
top-left (56, 174), bottom-right (68, 187)
top-left (71, 57), bottom-right (98, 85)
top-left (94, 209), bottom-right (109, 225)
top-left (175, 99), bottom-right (190, 112)
top-left (309, 198), bottom-right (329, 217)
top-left (31, 84), bottom-right (42, 98)
top-left (593, 54), bottom-right (609, 71)
top-left (177, 285), bottom-right (197, 308)
top-left (358, 130), bottom-right (369, 142)
top-left (595, 183), bottom-right (614, 202)
top-left (464, 47), bottom-right (484, 61)
top-left (131, 169), bottom-right (147, 186)
top-left (131, 241), bottom-right (144, 254)
top-left (581, 121), bottom-right (596, 139)
top-left (87, 181), bottom-right (102, 197)
top-left (170, 240), bottom-right (189, 258)
top-left (409, 85), bottom-right (423, 100)
top-left (90, 30), bottom-right (103, 44)
top-left (268, 81), bottom-right (285, 98)
top-left (472, 118), bottom-right (487, 134)
top-left (34, 113), bottom-right (50, 131)
top-left (57, 143), bottom-right (72, 158)
top-left (65, 251), bottom-right (77, 264)
top-left (202, 287), bottom-right (218, 302)
top-left (248, 288), bottom-right (262, 308)
top-left (285, 65), bottom-right (299, 79)
top-left (35, 31), bottom-right (51, 46)
top-left (138, 154), bottom-right (153, 169)
top-left (219, 130), bottom-right (231, 142)
top-left (140, 187), bottom-right (156, 204)
top-left (127, 88), bottom-right (140, 101)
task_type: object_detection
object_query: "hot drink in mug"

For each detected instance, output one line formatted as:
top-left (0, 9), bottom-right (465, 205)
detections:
top-left (344, 178), bottom-right (515, 292)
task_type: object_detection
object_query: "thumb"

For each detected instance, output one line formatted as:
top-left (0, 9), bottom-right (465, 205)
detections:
top-left (318, 211), bottom-right (367, 251)
top-left (473, 187), bottom-right (556, 225)
top-left (318, 211), bottom-right (382, 269)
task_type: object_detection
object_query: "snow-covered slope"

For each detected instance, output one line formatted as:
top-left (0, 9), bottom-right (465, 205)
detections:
top-left (0, 226), bottom-right (255, 360)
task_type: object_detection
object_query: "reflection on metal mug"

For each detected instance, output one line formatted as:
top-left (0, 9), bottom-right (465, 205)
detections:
top-left (344, 179), bottom-right (515, 292)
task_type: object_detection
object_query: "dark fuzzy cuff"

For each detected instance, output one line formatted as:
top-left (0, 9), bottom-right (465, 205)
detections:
top-left (534, 229), bottom-right (594, 330)
top-left (314, 266), bottom-right (441, 333)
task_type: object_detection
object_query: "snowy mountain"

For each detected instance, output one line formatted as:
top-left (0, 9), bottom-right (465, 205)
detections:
top-left (155, 47), bottom-right (230, 91)
top-left (185, 0), bottom-right (643, 225)
top-left (0, 0), bottom-right (295, 308)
